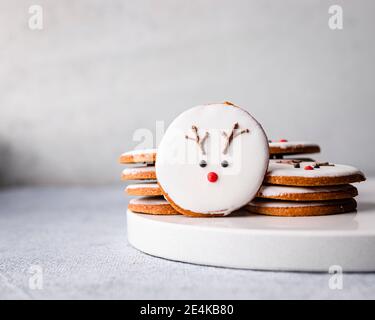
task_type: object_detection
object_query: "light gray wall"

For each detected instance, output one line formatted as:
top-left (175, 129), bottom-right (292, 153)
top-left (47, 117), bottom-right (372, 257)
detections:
top-left (0, 0), bottom-right (374, 185)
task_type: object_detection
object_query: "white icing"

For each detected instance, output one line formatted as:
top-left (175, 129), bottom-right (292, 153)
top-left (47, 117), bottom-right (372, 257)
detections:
top-left (122, 148), bottom-right (157, 156)
top-left (122, 166), bottom-right (155, 175)
top-left (156, 103), bottom-right (269, 215)
top-left (129, 197), bottom-right (169, 206)
top-left (269, 141), bottom-right (319, 150)
top-left (258, 184), bottom-right (354, 197)
top-left (248, 199), bottom-right (353, 208)
top-left (126, 183), bottom-right (159, 190)
top-left (267, 161), bottom-right (363, 178)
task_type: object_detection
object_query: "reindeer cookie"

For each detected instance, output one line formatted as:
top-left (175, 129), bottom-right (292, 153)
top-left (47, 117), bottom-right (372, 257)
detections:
top-left (265, 159), bottom-right (366, 186)
top-left (156, 102), bottom-right (269, 217)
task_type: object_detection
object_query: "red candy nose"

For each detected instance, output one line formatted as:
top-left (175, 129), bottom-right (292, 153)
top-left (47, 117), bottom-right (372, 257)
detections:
top-left (304, 165), bottom-right (314, 170)
top-left (207, 172), bottom-right (218, 183)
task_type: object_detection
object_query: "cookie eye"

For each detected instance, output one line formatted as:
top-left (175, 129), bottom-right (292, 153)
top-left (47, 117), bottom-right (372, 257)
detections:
top-left (221, 160), bottom-right (229, 168)
top-left (199, 160), bottom-right (207, 168)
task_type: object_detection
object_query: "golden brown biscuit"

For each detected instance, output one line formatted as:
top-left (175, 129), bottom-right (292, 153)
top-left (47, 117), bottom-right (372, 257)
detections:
top-left (269, 140), bottom-right (320, 155)
top-left (246, 198), bottom-right (357, 217)
top-left (119, 149), bottom-right (156, 164)
top-left (257, 184), bottom-right (358, 201)
top-left (125, 182), bottom-right (162, 196)
top-left (128, 197), bottom-right (179, 215)
top-left (265, 160), bottom-right (366, 186)
top-left (121, 166), bottom-right (157, 181)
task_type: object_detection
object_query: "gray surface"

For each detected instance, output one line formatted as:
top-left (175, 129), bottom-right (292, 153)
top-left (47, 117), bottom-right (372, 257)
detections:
top-left (1, 0), bottom-right (375, 186)
top-left (1, 186), bottom-right (375, 300)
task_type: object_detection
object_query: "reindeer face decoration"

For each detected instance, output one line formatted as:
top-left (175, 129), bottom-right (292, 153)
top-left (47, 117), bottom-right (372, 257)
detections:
top-left (156, 103), bottom-right (269, 216)
top-left (184, 123), bottom-right (250, 184)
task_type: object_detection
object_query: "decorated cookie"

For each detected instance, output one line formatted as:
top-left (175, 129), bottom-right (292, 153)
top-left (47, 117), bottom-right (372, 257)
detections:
top-left (119, 149), bottom-right (157, 164)
top-left (125, 183), bottom-right (162, 196)
top-left (121, 166), bottom-right (156, 181)
top-left (265, 160), bottom-right (366, 186)
top-left (269, 140), bottom-right (320, 156)
top-left (128, 197), bottom-right (179, 215)
top-left (257, 184), bottom-right (358, 201)
top-left (156, 102), bottom-right (269, 217)
top-left (246, 198), bottom-right (357, 217)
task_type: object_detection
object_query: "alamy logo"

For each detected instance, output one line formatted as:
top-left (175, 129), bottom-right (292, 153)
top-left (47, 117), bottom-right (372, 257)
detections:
top-left (28, 265), bottom-right (43, 290)
top-left (328, 5), bottom-right (343, 30)
top-left (132, 120), bottom-right (165, 150)
top-left (328, 265), bottom-right (343, 290)
top-left (28, 5), bottom-right (44, 30)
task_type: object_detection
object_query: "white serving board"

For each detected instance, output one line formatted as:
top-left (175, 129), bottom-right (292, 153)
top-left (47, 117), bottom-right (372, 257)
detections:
top-left (127, 179), bottom-right (375, 272)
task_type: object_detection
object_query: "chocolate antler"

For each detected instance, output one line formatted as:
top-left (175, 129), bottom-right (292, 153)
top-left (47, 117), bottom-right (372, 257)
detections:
top-left (185, 125), bottom-right (209, 155)
top-left (276, 159), bottom-right (303, 168)
top-left (313, 161), bottom-right (335, 168)
top-left (222, 123), bottom-right (250, 154)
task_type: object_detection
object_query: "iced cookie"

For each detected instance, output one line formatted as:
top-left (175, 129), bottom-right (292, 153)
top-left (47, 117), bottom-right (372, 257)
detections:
top-left (119, 149), bottom-right (157, 164)
top-left (156, 102), bottom-right (269, 217)
top-left (265, 160), bottom-right (365, 186)
top-left (125, 182), bottom-right (162, 196)
top-left (246, 198), bottom-right (357, 217)
top-left (269, 140), bottom-right (320, 156)
top-left (121, 166), bottom-right (156, 181)
top-left (128, 197), bottom-right (179, 215)
top-left (257, 184), bottom-right (358, 201)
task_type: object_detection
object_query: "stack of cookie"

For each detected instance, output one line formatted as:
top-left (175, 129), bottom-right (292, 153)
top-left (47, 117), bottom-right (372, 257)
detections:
top-left (120, 149), bottom-right (179, 215)
top-left (247, 140), bottom-right (366, 216)
top-left (120, 140), bottom-right (365, 217)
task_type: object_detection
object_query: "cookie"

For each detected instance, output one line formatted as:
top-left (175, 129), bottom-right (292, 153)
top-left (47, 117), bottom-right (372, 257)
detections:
top-left (246, 198), bottom-right (357, 217)
top-left (125, 182), bottom-right (162, 196)
top-left (119, 148), bottom-right (157, 164)
top-left (121, 166), bottom-right (156, 181)
top-left (128, 197), bottom-right (179, 215)
top-left (265, 160), bottom-right (365, 186)
top-left (257, 184), bottom-right (358, 201)
top-left (156, 102), bottom-right (269, 217)
top-left (269, 140), bottom-right (320, 156)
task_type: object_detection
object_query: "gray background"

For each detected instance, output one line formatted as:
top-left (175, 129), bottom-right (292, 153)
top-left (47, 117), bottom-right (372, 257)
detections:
top-left (0, 0), bottom-right (374, 186)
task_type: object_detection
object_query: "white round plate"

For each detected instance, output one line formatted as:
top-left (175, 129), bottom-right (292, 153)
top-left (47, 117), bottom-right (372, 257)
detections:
top-left (127, 181), bottom-right (375, 272)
